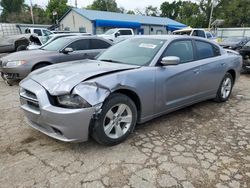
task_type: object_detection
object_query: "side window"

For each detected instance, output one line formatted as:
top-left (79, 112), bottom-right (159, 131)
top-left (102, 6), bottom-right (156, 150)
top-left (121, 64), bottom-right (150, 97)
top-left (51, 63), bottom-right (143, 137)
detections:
top-left (25, 29), bottom-right (30, 34)
top-left (67, 39), bottom-right (89, 51)
top-left (195, 40), bottom-right (220, 59)
top-left (43, 30), bottom-right (52, 36)
top-left (90, 39), bottom-right (111, 49)
top-left (206, 32), bottom-right (212, 39)
top-left (163, 40), bottom-right (194, 64)
top-left (197, 30), bottom-right (206, 38)
top-left (119, 30), bottom-right (132, 35)
top-left (34, 29), bottom-right (42, 36)
top-left (192, 30), bottom-right (205, 38)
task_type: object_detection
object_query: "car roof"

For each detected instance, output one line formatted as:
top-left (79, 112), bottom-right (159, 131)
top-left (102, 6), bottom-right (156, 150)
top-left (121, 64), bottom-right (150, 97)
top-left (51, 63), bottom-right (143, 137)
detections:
top-left (60, 35), bottom-right (113, 44)
top-left (131, 35), bottom-right (220, 46)
top-left (132, 35), bottom-right (205, 41)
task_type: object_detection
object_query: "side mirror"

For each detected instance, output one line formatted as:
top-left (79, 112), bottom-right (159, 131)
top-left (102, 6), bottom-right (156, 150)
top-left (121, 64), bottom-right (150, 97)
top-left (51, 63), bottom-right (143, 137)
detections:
top-left (161, 56), bottom-right (180, 66)
top-left (62, 47), bottom-right (73, 54)
top-left (115, 32), bottom-right (120, 38)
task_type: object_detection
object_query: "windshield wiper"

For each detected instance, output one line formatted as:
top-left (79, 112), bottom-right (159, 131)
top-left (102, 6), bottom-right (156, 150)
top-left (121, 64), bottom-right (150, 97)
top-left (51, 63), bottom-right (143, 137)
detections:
top-left (99, 59), bottom-right (123, 64)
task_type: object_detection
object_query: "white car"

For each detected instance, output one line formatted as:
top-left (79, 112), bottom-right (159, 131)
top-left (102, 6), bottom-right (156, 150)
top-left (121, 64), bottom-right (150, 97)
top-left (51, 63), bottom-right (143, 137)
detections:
top-left (27, 33), bottom-right (92, 50)
top-left (98, 28), bottom-right (134, 43)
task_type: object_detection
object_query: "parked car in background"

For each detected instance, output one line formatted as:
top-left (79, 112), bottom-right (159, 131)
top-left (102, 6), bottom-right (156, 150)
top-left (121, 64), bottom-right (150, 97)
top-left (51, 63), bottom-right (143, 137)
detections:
top-left (24, 28), bottom-right (53, 44)
top-left (0, 27), bottom-right (54, 53)
top-left (0, 36), bottom-right (113, 83)
top-left (0, 34), bottom-right (30, 53)
top-left (218, 37), bottom-right (250, 50)
top-left (98, 28), bottom-right (134, 43)
top-left (27, 33), bottom-right (92, 50)
top-left (173, 28), bottom-right (217, 42)
top-left (19, 35), bottom-right (242, 145)
top-left (238, 40), bottom-right (250, 72)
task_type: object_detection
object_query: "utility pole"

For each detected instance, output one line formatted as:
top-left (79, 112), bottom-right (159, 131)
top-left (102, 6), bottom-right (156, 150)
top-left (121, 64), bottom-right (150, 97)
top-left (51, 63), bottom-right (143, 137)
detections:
top-left (30, 0), bottom-right (35, 24)
top-left (75, 0), bottom-right (78, 8)
top-left (208, 0), bottom-right (215, 30)
top-left (105, 0), bottom-right (109, 11)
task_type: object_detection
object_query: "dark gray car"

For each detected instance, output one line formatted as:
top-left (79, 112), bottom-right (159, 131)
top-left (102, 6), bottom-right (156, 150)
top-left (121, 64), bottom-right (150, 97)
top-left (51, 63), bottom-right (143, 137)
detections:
top-left (0, 36), bottom-right (113, 81)
top-left (19, 35), bottom-right (242, 145)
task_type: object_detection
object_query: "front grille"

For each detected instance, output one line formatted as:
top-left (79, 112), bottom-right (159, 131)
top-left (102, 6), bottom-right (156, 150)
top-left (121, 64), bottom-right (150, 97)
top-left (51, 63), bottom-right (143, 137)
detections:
top-left (20, 88), bottom-right (40, 113)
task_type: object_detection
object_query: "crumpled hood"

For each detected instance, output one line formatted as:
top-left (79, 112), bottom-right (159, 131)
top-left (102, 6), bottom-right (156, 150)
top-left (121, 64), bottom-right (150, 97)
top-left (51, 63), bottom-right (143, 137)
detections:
top-left (219, 42), bottom-right (238, 48)
top-left (28, 59), bottom-right (140, 95)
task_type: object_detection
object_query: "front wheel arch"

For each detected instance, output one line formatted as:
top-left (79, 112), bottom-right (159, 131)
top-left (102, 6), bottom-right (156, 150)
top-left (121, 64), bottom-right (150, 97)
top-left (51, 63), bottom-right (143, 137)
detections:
top-left (31, 62), bottom-right (51, 71)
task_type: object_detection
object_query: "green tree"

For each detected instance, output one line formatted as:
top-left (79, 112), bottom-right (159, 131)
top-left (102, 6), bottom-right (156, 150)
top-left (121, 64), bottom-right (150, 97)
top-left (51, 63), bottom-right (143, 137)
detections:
top-left (87, 0), bottom-right (119, 12)
top-left (46, 0), bottom-right (69, 24)
top-left (127, 10), bottom-right (135, 15)
top-left (160, 1), bottom-right (182, 20)
top-left (215, 0), bottom-right (250, 27)
top-left (32, 4), bottom-right (50, 24)
top-left (145, 5), bottom-right (159, 16)
top-left (0, 0), bottom-right (25, 21)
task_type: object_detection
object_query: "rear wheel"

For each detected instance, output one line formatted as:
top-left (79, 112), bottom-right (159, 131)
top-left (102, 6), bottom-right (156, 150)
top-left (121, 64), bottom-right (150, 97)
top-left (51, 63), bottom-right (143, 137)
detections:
top-left (214, 73), bottom-right (233, 102)
top-left (92, 93), bottom-right (137, 145)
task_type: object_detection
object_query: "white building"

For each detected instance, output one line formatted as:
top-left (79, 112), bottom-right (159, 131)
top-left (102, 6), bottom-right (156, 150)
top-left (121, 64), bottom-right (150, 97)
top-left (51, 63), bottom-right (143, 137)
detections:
top-left (59, 8), bottom-right (186, 35)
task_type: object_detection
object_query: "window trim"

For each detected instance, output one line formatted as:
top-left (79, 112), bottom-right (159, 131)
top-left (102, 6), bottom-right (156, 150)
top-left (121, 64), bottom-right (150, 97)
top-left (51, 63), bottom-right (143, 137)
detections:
top-left (193, 39), bottom-right (221, 60)
top-left (157, 39), bottom-right (196, 66)
top-left (66, 39), bottom-right (90, 51)
top-left (89, 39), bottom-right (111, 50)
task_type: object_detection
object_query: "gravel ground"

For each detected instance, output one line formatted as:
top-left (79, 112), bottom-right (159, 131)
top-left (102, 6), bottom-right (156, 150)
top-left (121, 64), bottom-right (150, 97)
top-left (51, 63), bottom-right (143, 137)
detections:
top-left (0, 75), bottom-right (250, 188)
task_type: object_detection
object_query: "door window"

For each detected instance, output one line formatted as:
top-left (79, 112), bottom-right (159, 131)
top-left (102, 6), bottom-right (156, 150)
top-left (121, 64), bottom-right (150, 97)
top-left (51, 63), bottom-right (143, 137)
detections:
top-left (192, 30), bottom-right (206, 38)
top-left (34, 29), bottom-right (42, 36)
top-left (195, 40), bottom-right (220, 59)
top-left (42, 30), bottom-right (52, 36)
top-left (119, 30), bottom-right (132, 35)
top-left (90, 39), bottom-right (111, 49)
top-left (67, 39), bottom-right (90, 51)
top-left (163, 40), bottom-right (194, 63)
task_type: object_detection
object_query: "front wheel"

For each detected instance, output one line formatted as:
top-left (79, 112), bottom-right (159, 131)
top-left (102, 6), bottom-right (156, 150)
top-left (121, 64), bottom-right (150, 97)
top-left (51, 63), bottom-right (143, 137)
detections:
top-left (92, 93), bottom-right (137, 145)
top-left (214, 73), bottom-right (233, 102)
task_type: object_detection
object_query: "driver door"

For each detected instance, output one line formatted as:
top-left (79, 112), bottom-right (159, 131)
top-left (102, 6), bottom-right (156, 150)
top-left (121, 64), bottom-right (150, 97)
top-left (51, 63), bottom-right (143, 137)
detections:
top-left (155, 39), bottom-right (203, 113)
top-left (58, 39), bottom-right (91, 62)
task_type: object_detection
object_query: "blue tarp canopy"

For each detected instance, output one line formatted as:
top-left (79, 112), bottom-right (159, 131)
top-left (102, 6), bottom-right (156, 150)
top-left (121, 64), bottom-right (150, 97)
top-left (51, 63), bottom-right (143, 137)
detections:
top-left (95, 19), bottom-right (141, 28)
top-left (167, 24), bottom-right (187, 31)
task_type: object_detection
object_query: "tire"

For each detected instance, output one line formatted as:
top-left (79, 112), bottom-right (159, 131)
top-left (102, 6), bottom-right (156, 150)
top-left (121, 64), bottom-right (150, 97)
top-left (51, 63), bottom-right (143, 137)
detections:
top-left (214, 72), bottom-right (233, 102)
top-left (16, 45), bottom-right (27, 51)
top-left (32, 63), bottom-right (49, 71)
top-left (92, 93), bottom-right (137, 146)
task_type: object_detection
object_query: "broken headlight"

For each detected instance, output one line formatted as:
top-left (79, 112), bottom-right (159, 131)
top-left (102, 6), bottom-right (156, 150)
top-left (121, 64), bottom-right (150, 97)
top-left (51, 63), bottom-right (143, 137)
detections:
top-left (57, 94), bottom-right (91, 109)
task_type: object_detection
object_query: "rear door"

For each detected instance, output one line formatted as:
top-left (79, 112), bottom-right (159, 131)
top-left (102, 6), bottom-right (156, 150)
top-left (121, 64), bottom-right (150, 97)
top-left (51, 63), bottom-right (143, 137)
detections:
top-left (193, 40), bottom-right (226, 97)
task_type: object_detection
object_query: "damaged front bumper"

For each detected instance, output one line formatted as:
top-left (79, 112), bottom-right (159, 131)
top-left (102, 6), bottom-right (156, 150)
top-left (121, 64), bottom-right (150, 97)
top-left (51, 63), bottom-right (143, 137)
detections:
top-left (20, 79), bottom-right (97, 142)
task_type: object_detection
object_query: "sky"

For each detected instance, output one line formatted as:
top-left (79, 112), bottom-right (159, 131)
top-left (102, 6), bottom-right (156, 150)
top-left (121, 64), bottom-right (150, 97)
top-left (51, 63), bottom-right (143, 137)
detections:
top-left (25, 0), bottom-right (178, 11)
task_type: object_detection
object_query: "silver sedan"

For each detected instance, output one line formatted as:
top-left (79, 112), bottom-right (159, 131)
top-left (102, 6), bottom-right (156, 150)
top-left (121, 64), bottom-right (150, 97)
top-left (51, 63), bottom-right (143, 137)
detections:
top-left (19, 35), bottom-right (242, 145)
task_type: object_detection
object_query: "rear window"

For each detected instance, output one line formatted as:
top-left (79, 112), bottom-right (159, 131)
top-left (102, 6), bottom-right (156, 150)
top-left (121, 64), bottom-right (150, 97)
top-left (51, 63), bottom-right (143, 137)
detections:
top-left (195, 40), bottom-right (220, 59)
top-left (119, 30), bottom-right (132, 35)
top-left (90, 39), bottom-right (111, 49)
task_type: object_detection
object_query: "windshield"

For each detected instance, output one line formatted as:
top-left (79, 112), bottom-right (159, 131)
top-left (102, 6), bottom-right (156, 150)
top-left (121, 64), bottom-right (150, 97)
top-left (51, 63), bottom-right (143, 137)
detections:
top-left (41, 38), bottom-right (71, 51)
top-left (223, 37), bottom-right (243, 43)
top-left (104, 29), bottom-right (117, 35)
top-left (173, 30), bottom-right (192, 36)
top-left (244, 41), bottom-right (250, 47)
top-left (97, 38), bottom-right (166, 66)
